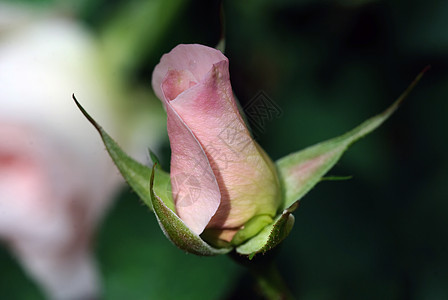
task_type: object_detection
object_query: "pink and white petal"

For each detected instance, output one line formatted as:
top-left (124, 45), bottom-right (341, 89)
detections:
top-left (0, 133), bottom-right (50, 232)
top-left (152, 44), bottom-right (227, 101)
top-left (166, 102), bottom-right (221, 235)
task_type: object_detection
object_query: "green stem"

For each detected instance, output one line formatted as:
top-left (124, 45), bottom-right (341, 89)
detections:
top-left (230, 251), bottom-right (294, 300)
top-left (252, 260), bottom-right (294, 300)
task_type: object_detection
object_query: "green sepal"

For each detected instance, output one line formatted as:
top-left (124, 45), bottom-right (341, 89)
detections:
top-left (276, 68), bottom-right (427, 210)
top-left (231, 215), bottom-right (274, 246)
top-left (73, 95), bottom-right (153, 210)
top-left (150, 165), bottom-right (233, 256)
top-left (236, 202), bottom-right (298, 258)
top-left (151, 167), bottom-right (175, 212)
top-left (148, 148), bottom-right (161, 166)
top-left (74, 95), bottom-right (229, 255)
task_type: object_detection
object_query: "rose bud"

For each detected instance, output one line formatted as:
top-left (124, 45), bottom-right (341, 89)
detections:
top-left (151, 44), bottom-right (282, 245)
top-left (78, 43), bottom-right (423, 258)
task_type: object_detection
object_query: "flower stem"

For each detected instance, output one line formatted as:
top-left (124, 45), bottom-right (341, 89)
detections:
top-left (251, 260), bottom-right (294, 300)
top-left (229, 251), bottom-right (294, 300)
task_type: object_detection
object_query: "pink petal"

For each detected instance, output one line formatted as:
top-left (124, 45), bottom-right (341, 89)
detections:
top-left (168, 61), bottom-right (280, 230)
top-left (162, 69), bottom-right (198, 101)
top-left (152, 44), bottom-right (227, 102)
top-left (166, 102), bottom-right (221, 235)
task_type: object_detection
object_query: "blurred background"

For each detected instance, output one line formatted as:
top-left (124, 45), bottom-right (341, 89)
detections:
top-left (1, 0), bottom-right (447, 299)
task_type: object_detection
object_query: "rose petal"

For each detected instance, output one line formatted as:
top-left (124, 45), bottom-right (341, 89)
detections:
top-left (162, 69), bottom-right (198, 101)
top-left (166, 102), bottom-right (221, 234)
top-left (152, 44), bottom-right (227, 102)
top-left (168, 60), bottom-right (281, 231)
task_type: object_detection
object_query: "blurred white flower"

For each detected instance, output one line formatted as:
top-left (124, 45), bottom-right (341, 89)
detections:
top-left (0, 7), bottom-right (164, 300)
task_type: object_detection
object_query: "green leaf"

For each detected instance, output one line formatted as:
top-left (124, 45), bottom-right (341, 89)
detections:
top-left (236, 202), bottom-right (297, 258)
top-left (73, 94), bottom-right (153, 209)
top-left (276, 67), bottom-right (428, 210)
top-left (150, 165), bottom-right (232, 256)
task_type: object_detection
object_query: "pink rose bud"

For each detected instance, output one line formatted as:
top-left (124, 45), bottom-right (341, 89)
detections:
top-left (152, 44), bottom-right (281, 243)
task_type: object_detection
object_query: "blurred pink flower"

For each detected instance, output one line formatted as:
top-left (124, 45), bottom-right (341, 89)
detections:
top-left (0, 13), bottom-right (160, 299)
top-left (0, 123), bottom-right (113, 300)
top-left (152, 44), bottom-right (281, 242)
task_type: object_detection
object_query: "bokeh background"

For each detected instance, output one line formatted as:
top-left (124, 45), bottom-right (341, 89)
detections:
top-left (1, 0), bottom-right (447, 299)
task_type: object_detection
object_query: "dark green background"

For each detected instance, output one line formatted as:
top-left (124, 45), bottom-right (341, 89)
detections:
top-left (1, 0), bottom-right (447, 299)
